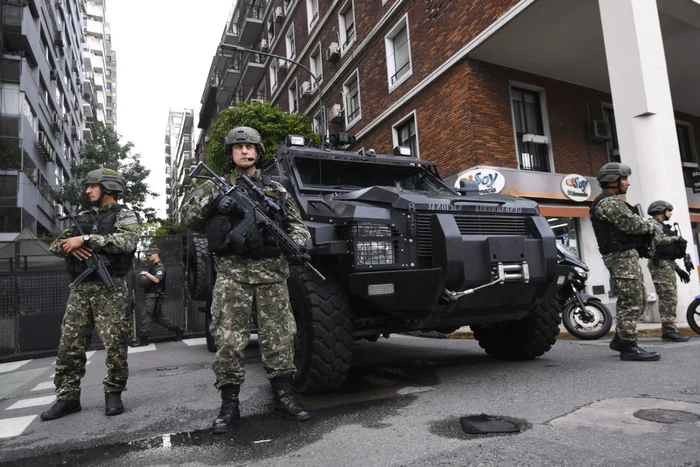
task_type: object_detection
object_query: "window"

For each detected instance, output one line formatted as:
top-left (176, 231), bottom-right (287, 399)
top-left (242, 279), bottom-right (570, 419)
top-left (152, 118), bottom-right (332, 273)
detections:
top-left (107, 96), bottom-right (112, 104)
top-left (106, 69), bottom-right (112, 77)
top-left (309, 45), bottom-right (323, 90)
top-left (385, 16), bottom-right (412, 90)
top-left (283, 0), bottom-right (292, 13)
top-left (306, 0), bottom-right (319, 29)
top-left (267, 18), bottom-right (275, 42)
top-left (106, 83), bottom-right (112, 91)
top-left (270, 60), bottom-right (278, 92)
top-left (286, 27), bottom-right (295, 60)
top-left (313, 112), bottom-right (322, 135)
top-left (105, 55), bottom-right (111, 65)
top-left (511, 86), bottom-right (550, 172)
top-left (288, 80), bottom-right (298, 113)
top-left (602, 105), bottom-right (620, 162)
top-left (677, 122), bottom-right (698, 188)
top-left (107, 109), bottom-right (112, 117)
top-left (339, 2), bottom-right (356, 53)
top-left (1, 59), bottom-right (21, 82)
top-left (393, 112), bottom-right (419, 157)
top-left (343, 71), bottom-right (361, 127)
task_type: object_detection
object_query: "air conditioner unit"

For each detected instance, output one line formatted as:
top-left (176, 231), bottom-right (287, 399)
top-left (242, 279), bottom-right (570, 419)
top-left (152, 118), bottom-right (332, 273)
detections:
top-left (522, 133), bottom-right (548, 144)
top-left (330, 103), bottom-right (343, 122)
top-left (300, 81), bottom-right (311, 97)
top-left (587, 120), bottom-right (612, 142)
top-left (325, 42), bottom-right (340, 62)
top-left (275, 6), bottom-right (284, 23)
top-left (50, 70), bottom-right (58, 81)
top-left (53, 112), bottom-right (62, 125)
top-left (260, 39), bottom-right (269, 52)
top-left (53, 204), bottom-right (63, 217)
top-left (278, 59), bottom-right (289, 71)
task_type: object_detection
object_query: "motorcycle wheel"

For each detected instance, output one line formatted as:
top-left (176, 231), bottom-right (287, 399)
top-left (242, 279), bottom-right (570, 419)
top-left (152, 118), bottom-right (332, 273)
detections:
top-left (686, 299), bottom-right (700, 335)
top-left (562, 300), bottom-right (613, 340)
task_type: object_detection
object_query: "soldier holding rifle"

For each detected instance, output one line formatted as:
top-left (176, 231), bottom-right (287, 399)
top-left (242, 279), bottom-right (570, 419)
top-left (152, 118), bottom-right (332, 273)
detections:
top-left (41, 169), bottom-right (141, 421)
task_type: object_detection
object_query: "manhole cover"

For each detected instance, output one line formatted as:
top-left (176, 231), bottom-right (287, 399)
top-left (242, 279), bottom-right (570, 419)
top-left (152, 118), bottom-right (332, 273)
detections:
top-left (633, 409), bottom-right (700, 424)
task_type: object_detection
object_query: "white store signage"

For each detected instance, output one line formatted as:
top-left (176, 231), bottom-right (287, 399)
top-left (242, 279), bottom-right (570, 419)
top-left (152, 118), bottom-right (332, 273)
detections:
top-left (560, 174), bottom-right (591, 202)
top-left (454, 168), bottom-right (505, 194)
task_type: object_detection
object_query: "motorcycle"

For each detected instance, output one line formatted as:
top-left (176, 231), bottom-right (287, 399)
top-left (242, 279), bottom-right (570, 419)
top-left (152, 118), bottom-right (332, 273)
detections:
top-left (686, 296), bottom-right (700, 336)
top-left (556, 243), bottom-right (613, 340)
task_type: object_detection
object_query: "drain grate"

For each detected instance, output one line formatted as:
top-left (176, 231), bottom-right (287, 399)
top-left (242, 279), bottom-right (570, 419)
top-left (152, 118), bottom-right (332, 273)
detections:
top-left (460, 414), bottom-right (520, 434)
top-left (633, 409), bottom-right (700, 424)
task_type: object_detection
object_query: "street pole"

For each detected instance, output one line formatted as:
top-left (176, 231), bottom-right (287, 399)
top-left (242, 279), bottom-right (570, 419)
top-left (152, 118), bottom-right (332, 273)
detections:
top-left (218, 43), bottom-right (327, 148)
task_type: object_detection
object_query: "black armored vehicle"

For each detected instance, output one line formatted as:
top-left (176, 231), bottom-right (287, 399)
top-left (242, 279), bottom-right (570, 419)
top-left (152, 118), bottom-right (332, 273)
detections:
top-left (189, 136), bottom-right (563, 393)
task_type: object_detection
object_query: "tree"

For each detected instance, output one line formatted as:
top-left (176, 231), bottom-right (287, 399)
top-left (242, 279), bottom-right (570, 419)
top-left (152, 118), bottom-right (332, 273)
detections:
top-left (54, 123), bottom-right (159, 221)
top-left (206, 101), bottom-right (320, 175)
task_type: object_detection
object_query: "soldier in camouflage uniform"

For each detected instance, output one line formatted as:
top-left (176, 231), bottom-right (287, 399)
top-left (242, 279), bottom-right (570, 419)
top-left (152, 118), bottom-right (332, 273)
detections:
top-left (590, 163), bottom-right (660, 361)
top-left (181, 126), bottom-right (312, 434)
top-left (132, 247), bottom-right (184, 346)
top-left (647, 200), bottom-right (691, 342)
top-left (41, 169), bottom-right (141, 421)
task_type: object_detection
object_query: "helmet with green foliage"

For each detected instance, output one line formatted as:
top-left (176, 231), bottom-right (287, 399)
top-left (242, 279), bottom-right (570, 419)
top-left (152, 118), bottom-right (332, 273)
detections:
top-left (596, 163), bottom-right (632, 184)
top-left (225, 126), bottom-right (265, 168)
top-left (85, 168), bottom-right (126, 193)
top-left (137, 274), bottom-right (151, 288)
top-left (647, 200), bottom-right (674, 215)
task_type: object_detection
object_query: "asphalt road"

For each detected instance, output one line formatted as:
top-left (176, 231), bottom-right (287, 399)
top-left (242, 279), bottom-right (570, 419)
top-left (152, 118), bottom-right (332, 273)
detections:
top-left (1, 334), bottom-right (700, 466)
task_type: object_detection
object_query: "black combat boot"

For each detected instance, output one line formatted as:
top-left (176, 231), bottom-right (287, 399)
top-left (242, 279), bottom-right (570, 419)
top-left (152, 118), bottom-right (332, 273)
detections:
top-left (105, 392), bottom-right (124, 416)
top-left (211, 385), bottom-right (241, 434)
top-left (174, 327), bottom-right (185, 342)
top-left (662, 331), bottom-right (690, 343)
top-left (40, 399), bottom-right (81, 421)
top-left (609, 334), bottom-right (625, 352)
top-left (131, 336), bottom-right (148, 347)
top-left (618, 340), bottom-right (661, 361)
top-left (271, 375), bottom-right (311, 422)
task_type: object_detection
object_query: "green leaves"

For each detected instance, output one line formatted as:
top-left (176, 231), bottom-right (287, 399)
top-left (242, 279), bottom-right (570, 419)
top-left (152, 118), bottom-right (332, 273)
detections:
top-left (207, 101), bottom-right (320, 175)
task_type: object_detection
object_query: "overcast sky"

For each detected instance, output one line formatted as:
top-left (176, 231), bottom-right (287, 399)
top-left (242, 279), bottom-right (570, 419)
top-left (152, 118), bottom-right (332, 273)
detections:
top-left (107, 0), bottom-right (233, 218)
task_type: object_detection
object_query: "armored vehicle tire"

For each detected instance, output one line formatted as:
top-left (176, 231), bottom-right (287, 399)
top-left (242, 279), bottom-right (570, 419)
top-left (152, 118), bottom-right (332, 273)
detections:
top-left (472, 297), bottom-right (561, 361)
top-left (288, 267), bottom-right (354, 393)
top-left (188, 236), bottom-right (209, 301)
top-left (204, 286), bottom-right (217, 352)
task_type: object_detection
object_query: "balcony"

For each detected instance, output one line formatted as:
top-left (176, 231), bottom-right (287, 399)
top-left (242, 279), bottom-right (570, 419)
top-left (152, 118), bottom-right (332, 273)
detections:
top-left (0, 136), bottom-right (22, 170)
top-left (165, 154), bottom-right (171, 165)
top-left (83, 127), bottom-right (93, 141)
top-left (241, 52), bottom-right (265, 88)
top-left (222, 56), bottom-right (242, 89)
top-left (238, 2), bottom-right (264, 45)
top-left (222, 21), bottom-right (239, 46)
top-left (2, 3), bottom-right (38, 67)
top-left (82, 103), bottom-right (93, 118)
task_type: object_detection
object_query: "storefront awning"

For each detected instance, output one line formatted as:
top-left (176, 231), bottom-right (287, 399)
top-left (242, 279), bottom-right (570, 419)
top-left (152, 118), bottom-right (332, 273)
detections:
top-left (539, 205), bottom-right (590, 218)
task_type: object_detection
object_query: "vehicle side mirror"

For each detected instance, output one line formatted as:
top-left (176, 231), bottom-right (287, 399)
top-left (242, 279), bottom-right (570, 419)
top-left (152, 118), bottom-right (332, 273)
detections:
top-left (458, 179), bottom-right (479, 196)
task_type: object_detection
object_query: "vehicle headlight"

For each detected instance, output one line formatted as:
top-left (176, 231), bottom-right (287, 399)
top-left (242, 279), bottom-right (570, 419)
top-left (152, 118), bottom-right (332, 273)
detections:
top-left (353, 223), bottom-right (395, 266)
top-left (574, 266), bottom-right (588, 279)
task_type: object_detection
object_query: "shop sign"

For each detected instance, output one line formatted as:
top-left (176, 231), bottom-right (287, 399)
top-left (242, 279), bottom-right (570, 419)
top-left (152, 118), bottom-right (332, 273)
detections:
top-left (454, 168), bottom-right (505, 194)
top-left (692, 170), bottom-right (700, 194)
top-left (561, 174), bottom-right (591, 202)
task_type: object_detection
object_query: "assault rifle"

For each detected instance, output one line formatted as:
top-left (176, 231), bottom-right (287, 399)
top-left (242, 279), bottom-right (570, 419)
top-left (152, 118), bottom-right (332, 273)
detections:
top-left (59, 212), bottom-right (116, 294)
top-left (672, 222), bottom-right (694, 274)
top-left (189, 162), bottom-right (325, 281)
top-left (633, 204), bottom-right (657, 261)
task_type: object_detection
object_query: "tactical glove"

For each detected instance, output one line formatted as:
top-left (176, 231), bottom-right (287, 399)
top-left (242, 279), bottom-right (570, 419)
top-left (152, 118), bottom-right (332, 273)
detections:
top-left (210, 193), bottom-right (237, 214)
top-left (288, 247), bottom-right (311, 266)
top-left (676, 269), bottom-right (691, 284)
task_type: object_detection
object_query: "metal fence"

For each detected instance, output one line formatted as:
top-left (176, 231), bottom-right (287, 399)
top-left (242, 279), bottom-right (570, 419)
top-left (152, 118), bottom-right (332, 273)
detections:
top-left (0, 235), bottom-right (206, 361)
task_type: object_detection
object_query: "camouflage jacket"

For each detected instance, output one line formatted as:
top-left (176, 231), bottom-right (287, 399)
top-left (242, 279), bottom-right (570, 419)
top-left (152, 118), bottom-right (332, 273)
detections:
top-left (180, 169), bottom-right (311, 284)
top-left (49, 203), bottom-right (142, 257)
top-left (650, 219), bottom-right (683, 273)
top-left (593, 196), bottom-right (655, 237)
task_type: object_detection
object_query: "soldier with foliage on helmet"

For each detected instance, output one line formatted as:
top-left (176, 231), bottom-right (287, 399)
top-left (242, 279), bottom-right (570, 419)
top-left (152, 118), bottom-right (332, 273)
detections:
top-left (590, 163), bottom-right (660, 361)
top-left (181, 126), bottom-right (312, 434)
top-left (42, 168), bottom-right (142, 421)
top-left (132, 247), bottom-right (184, 347)
top-left (646, 200), bottom-right (691, 342)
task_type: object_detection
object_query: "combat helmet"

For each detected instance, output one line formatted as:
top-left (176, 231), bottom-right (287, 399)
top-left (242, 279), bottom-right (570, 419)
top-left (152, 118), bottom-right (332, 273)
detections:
top-left (145, 247), bottom-right (160, 256)
top-left (225, 126), bottom-right (265, 168)
top-left (137, 274), bottom-right (151, 288)
top-left (85, 168), bottom-right (126, 193)
top-left (597, 163), bottom-right (632, 184)
top-left (647, 200), bottom-right (674, 215)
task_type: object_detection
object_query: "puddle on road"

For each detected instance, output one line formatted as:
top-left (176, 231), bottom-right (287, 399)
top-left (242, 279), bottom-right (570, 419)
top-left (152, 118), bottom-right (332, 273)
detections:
top-left (430, 415), bottom-right (530, 440)
top-left (0, 357), bottom-right (456, 466)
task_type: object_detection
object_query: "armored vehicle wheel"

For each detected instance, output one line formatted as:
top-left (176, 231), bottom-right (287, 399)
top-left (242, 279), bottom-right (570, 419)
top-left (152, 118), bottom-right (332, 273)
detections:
top-left (204, 285), bottom-right (216, 352)
top-left (188, 236), bottom-right (209, 301)
top-left (472, 297), bottom-right (561, 360)
top-left (288, 267), bottom-right (354, 393)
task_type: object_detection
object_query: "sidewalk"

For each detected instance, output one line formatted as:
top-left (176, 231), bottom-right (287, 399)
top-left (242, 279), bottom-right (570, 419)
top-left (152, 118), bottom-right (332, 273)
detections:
top-left (448, 323), bottom-right (697, 340)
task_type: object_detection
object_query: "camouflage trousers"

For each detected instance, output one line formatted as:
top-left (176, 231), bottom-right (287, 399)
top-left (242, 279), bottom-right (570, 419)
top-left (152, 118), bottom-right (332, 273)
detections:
top-left (210, 276), bottom-right (297, 389)
top-left (140, 294), bottom-right (177, 337)
top-left (649, 259), bottom-right (679, 333)
top-left (55, 276), bottom-right (132, 400)
top-left (603, 249), bottom-right (646, 341)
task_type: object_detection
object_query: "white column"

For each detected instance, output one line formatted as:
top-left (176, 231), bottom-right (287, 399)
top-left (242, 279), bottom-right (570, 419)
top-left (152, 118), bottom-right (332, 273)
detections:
top-left (598, 0), bottom-right (698, 320)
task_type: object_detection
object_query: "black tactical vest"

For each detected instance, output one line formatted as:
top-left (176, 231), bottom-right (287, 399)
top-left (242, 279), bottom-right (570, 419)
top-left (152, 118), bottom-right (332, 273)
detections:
top-left (65, 205), bottom-right (135, 280)
top-left (589, 192), bottom-right (638, 255)
top-left (146, 261), bottom-right (166, 295)
top-left (655, 221), bottom-right (687, 260)
top-left (206, 173), bottom-right (285, 259)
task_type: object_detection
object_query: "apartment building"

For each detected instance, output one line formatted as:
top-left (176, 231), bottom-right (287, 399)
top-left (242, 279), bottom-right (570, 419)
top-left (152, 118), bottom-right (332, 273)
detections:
top-left (1, 0), bottom-right (85, 240)
top-left (81, 0), bottom-right (109, 137)
top-left (104, 21), bottom-right (116, 128)
top-left (196, 0), bottom-right (700, 314)
top-left (164, 108), bottom-right (194, 221)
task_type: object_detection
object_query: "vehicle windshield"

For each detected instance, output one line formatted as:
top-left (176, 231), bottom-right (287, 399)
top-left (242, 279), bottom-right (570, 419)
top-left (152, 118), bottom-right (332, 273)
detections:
top-left (292, 157), bottom-right (456, 195)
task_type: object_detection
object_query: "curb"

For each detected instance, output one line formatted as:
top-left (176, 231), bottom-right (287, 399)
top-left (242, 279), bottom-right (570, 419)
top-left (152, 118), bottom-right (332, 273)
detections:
top-left (448, 323), bottom-right (697, 340)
